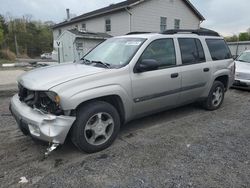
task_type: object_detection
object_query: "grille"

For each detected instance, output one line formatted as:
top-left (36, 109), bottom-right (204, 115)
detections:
top-left (18, 84), bottom-right (36, 106)
top-left (18, 83), bottom-right (28, 101)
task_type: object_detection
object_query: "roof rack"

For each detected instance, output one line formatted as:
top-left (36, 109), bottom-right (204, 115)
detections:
top-left (126, 31), bottom-right (152, 35)
top-left (161, 29), bottom-right (220, 37)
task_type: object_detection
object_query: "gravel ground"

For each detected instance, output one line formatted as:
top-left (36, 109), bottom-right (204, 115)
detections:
top-left (0, 89), bottom-right (250, 188)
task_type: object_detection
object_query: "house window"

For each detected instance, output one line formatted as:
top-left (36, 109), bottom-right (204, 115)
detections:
top-left (76, 42), bottom-right (83, 50)
top-left (174, 19), bottom-right (180, 29)
top-left (160, 17), bottom-right (167, 32)
top-left (105, 18), bottom-right (111, 32)
top-left (82, 23), bottom-right (86, 30)
top-left (58, 29), bottom-right (62, 36)
top-left (75, 24), bottom-right (78, 29)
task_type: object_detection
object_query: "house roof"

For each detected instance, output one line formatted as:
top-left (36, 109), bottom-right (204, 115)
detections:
top-left (68, 29), bottom-right (112, 39)
top-left (52, 0), bottom-right (205, 29)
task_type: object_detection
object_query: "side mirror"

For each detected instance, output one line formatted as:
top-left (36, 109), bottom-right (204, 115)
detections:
top-left (136, 59), bottom-right (159, 73)
top-left (233, 55), bottom-right (238, 60)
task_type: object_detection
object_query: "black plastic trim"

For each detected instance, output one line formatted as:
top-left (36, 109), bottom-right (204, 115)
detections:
top-left (161, 29), bottom-right (220, 37)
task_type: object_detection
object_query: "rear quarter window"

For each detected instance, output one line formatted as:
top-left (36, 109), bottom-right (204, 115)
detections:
top-left (206, 39), bottom-right (232, 61)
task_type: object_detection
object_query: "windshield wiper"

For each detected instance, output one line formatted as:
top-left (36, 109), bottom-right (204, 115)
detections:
top-left (80, 58), bottom-right (111, 68)
top-left (91, 61), bottom-right (111, 69)
top-left (238, 59), bottom-right (248, 63)
top-left (81, 58), bottom-right (91, 64)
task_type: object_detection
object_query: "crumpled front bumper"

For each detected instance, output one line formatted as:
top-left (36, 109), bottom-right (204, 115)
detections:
top-left (10, 94), bottom-right (76, 144)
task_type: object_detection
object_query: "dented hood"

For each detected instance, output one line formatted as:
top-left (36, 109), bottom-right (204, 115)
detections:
top-left (18, 63), bottom-right (106, 90)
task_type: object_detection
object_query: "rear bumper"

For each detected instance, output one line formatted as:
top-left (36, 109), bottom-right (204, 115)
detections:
top-left (10, 94), bottom-right (76, 144)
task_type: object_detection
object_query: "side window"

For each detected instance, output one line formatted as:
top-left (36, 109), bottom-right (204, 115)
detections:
top-left (58, 29), bottom-right (62, 36)
top-left (140, 39), bottom-right (176, 69)
top-left (174, 19), bottom-right (180, 29)
top-left (105, 18), bottom-right (111, 32)
top-left (160, 17), bottom-right (167, 32)
top-left (82, 23), bottom-right (86, 30)
top-left (178, 38), bottom-right (205, 65)
top-left (206, 39), bottom-right (232, 60)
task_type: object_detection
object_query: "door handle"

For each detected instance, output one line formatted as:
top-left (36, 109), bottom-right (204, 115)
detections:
top-left (203, 68), bottom-right (210, 72)
top-left (171, 73), bottom-right (179, 78)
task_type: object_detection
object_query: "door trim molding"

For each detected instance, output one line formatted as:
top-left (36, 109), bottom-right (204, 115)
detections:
top-left (134, 82), bottom-right (206, 103)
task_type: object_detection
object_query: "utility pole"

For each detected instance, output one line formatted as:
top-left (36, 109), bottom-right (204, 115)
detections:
top-left (58, 48), bottom-right (61, 64)
top-left (14, 34), bottom-right (19, 56)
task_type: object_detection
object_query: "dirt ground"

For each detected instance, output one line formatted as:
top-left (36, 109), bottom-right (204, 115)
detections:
top-left (0, 89), bottom-right (250, 188)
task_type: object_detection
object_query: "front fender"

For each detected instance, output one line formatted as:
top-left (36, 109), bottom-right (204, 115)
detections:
top-left (60, 84), bottom-right (133, 121)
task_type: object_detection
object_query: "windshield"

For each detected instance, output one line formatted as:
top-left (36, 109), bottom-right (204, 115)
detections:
top-left (237, 51), bottom-right (250, 63)
top-left (82, 37), bottom-right (146, 68)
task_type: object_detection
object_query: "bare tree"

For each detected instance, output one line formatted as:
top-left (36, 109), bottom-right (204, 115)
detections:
top-left (23, 14), bottom-right (33, 23)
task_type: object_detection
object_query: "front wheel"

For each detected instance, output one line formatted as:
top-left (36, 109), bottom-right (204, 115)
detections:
top-left (71, 101), bottom-right (120, 153)
top-left (203, 81), bottom-right (225, 111)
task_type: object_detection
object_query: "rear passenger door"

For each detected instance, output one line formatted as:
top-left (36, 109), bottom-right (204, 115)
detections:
top-left (178, 38), bottom-right (212, 104)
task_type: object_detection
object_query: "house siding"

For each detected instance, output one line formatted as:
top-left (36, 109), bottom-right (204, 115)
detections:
top-left (53, 11), bottom-right (130, 39)
top-left (53, 0), bottom-right (202, 44)
top-left (130, 0), bottom-right (200, 32)
top-left (83, 11), bottom-right (130, 36)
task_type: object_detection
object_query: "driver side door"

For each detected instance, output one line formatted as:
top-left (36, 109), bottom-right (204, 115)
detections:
top-left (130, 38), bottom-right (181, 117)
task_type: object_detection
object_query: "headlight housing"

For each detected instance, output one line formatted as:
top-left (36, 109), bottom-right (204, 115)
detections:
top-left (35, 91), bottom-right (63, 115)
top-left (45, 91), bottom-right (61, 105)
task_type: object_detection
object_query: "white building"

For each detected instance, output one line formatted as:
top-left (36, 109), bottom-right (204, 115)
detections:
top-left (55, 29), bottom-right (111, 62)
top-left (52, 0), bottom-right (204, 39)
top-left (227, 41), bottom-right (250, 57)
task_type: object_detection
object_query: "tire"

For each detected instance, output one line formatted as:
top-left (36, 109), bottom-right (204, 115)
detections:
top-left (71, 101), bottom-right (120, 153)
top-left (203, 81), bottom-right (225, 111)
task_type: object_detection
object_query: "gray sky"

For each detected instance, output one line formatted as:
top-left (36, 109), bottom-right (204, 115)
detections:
top-left (0, 0), bottom-right (249, 36)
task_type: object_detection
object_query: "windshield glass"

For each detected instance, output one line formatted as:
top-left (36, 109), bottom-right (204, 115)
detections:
top-left (82, 37), bottom-right (146, 68)
top-left (237, 51), bottom-right (250, 63)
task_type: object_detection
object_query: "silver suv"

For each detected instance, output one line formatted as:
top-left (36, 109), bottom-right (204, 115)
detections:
top-left (10, 29), bottom-right (235, 153)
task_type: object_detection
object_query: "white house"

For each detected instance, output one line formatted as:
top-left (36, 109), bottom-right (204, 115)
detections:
top-left (52, 0), bottom-right (204, 39)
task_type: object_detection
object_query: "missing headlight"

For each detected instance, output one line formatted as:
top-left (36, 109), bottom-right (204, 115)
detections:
top-left (35, 92), bottom-right (63, 115)
top-left (45, 91), bottom-right (61, 105)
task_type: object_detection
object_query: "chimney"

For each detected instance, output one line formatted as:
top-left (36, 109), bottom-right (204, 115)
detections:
top-left (66, 8), bottom-right (70, 21)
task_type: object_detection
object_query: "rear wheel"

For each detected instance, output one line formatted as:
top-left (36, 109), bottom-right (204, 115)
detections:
top-left (203, 81), bottom-right (225, 111)
top-left (71, 101), bottom-right (120, 153)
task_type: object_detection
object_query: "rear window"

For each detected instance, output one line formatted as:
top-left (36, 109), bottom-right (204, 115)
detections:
top-left (206, 39), bottom-right (232, 61)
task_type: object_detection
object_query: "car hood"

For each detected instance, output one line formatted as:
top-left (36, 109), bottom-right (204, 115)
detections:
top-left (18, 63), bottom-right (107, 90)
top-left (235, 61), bottom-right (250, 73)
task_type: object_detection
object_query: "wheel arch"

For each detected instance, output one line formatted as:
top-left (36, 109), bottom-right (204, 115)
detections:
top-left (214, 75), bottom-right (229, 91)
top-left (75, 95), bottom-right (126, 125)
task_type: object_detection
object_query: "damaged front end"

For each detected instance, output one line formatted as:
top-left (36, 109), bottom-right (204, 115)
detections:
top-left (18, 84), bottom-right (63, 115)
top-left (10, 83), bottom-right (76, 145)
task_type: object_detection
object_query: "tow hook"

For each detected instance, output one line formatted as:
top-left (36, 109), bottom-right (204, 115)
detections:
top-left (44, 143), bottom-right (59, 158)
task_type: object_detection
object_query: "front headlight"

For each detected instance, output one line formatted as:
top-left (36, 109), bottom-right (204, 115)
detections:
top-left (45, 91), bottom-right (60, 105)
